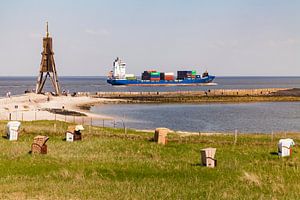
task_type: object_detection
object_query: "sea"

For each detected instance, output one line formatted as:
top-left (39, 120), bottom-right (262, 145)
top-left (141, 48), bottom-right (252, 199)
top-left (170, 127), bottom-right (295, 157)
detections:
top-left (1, 76), bottom-right (300, 133)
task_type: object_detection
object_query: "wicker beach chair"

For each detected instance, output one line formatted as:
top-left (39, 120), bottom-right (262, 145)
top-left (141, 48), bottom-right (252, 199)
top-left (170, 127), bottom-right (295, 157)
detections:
top-left (31, 135), bottom-right (49, 154)
top-left (154, 128), bottom-right (170, 145)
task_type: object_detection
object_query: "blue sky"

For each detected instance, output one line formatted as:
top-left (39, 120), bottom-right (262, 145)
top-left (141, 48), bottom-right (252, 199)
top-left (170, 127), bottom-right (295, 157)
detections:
top-left (0, 0), bottom-right (299, 76)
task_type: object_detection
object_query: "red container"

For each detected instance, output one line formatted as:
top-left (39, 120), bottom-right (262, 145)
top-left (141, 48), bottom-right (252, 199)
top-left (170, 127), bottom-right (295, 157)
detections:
top-left (150, 78), bottom-right (160, 81)
top-left (165, 75), bottom-right (174, 80)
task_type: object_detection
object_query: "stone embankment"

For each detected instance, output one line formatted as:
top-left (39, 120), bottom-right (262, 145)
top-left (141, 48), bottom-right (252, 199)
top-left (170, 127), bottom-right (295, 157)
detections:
top-left (73, 88), bottom-right (300, 103)
top-left (75, 88), bottom-right (289, 98)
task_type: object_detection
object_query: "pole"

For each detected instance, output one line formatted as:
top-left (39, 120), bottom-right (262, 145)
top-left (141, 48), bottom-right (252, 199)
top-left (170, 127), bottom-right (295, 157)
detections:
top-left (271, 131), bottom-right (274, 142)
top-left (15, 107), bottom-right (18, 121)
top-left (89, 124), bottom-right (91, 134)
top-left (123, 115), bottom-right (127, 136)
top-left (89, 118), bottom-right (92, 134)
top-left (234, 129), bottom-right (238, 145)
top-left (54, 112), bottom-right (57, 132)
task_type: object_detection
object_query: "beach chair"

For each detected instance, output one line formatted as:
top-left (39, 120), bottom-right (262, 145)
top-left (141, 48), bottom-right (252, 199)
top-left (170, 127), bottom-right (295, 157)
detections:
top-left (6, 121), bottom-right (21, 141)
top-left (66, 125), bottom-right (84, 142)
top-left (154, 128), bottom-right (170, 145)
top-left (31, 135), bottom-right (49, 154)
top-left (278, 138), bottom-right (295, 157)
top-left (200, 148), bottom-right (217, 168)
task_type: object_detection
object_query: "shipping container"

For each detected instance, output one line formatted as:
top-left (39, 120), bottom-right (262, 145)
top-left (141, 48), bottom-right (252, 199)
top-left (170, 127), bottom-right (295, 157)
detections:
top-left (160, 73), bottom-right (165, 80)
top-left (147, 70), bottom-right (157, 73)
top-left (150, 78), bottom-right (160, 81)
top-left (150, 72), bottom-right (160, 76)
top-left (125, 74), bottom-right (135, 78)
top-left (165, 75), bottom-right (174, 78)
top-left (142, 71), bottom-right (151, 80)
top-left (165, 75), bottom-right (174, 81)
top-left (165, 72), bottom-right (174, 76)
top-left (177, 70), bottom-right (195, 80)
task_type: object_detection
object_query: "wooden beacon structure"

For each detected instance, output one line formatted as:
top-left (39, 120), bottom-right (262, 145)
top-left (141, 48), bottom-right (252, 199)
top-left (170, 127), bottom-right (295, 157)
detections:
top-left (36, 22), bottom-right (61, 95)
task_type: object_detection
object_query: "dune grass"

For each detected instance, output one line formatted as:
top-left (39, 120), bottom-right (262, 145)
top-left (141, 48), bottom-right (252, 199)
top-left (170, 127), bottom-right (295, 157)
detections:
top-left (0, 120), bottom-right (300, 199)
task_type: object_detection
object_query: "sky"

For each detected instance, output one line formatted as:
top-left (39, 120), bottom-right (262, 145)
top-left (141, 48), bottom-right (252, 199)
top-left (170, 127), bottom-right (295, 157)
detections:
top-left (0, 0), bottom-right (299, 76)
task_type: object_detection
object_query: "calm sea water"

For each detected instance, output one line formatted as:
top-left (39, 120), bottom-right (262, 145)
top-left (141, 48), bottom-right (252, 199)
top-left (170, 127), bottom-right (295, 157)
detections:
top-left (1, 76), bottom-right (300, 133)
top-left (0, 76), bottom-right (300, 97)
top-left (91, 102), bottom-right (300, 133)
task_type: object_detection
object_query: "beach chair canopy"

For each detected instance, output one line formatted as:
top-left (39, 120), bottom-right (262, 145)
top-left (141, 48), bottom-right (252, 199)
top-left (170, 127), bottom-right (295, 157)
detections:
top-left (67, 125), bottom-right (84, 133)
top-left (75, 125), bottom-right (84, 131)
top-left (278, 138), bottom-right (295, 148)
top-left (33, 135), bottom-right (49, 146)
top-left (7, 121), bottom-right (21, 131)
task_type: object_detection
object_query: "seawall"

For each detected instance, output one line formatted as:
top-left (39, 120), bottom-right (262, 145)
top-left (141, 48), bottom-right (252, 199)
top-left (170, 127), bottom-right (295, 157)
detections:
top-left (75, 88), bottom-right (289, 98)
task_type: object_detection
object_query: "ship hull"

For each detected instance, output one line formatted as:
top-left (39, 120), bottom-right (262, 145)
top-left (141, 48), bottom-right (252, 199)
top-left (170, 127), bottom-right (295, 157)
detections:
top-left (107, 76), bottom-right (215, 86)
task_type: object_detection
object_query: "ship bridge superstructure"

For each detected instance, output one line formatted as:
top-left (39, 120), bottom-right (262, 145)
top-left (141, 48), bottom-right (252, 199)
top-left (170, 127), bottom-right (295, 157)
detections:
top-left (112, 57), bottom-right (126, 79)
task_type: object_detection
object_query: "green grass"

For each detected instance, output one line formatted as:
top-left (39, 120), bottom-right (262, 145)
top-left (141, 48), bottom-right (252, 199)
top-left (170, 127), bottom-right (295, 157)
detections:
top-left (1, 120), bottom-right (300, 199)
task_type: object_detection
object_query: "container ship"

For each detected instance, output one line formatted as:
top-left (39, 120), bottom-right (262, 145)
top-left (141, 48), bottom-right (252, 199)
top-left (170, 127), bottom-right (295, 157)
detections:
top-left (107, 57), bottom-right (215, 86)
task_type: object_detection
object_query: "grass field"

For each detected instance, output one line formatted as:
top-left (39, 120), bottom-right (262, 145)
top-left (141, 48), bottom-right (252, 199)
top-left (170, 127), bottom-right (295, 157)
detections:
top-left (1, 120), bottom-right (300, 199)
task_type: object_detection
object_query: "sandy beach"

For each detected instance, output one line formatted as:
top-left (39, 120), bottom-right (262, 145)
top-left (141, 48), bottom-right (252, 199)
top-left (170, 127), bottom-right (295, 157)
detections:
top-left (0, 93), bottom-right (119, 122)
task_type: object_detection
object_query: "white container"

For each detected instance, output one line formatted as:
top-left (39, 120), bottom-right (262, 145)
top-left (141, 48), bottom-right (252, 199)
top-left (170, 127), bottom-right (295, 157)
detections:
top-left (278, 138), bottom-right (295, 157)
top-left (7, 121), bottom-right (21, 141)
top-left (125, 74), bottom-right (135, 78)
top-left (165, 72), bottom-right (174, 75)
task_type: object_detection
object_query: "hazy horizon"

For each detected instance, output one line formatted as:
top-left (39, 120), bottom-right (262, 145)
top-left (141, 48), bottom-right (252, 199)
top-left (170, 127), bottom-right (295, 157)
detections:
top-left (0, 0), bottom-right (299, 76)
top-left (1, 75), bottom-right (300, 78)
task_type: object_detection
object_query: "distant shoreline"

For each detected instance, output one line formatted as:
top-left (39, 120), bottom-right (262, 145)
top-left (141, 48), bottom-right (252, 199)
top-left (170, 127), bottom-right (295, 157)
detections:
top-left (1, 88), bottom-right (300, 123)
top-left (83, 88), bottom-right (300, 104)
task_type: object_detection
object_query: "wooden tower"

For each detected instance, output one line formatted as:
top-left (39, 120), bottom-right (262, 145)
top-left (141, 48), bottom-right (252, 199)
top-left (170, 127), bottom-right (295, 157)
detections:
top-left (36, 22), bottom-right (61, 95)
